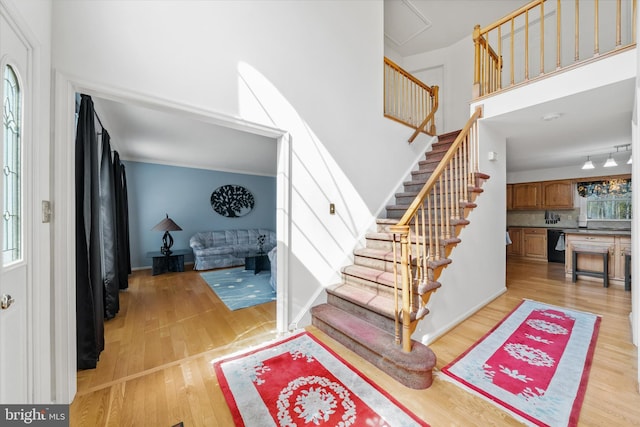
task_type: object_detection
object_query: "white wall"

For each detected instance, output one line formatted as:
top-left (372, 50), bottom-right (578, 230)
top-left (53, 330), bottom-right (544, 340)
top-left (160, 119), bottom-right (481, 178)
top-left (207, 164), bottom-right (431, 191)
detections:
top-left (51, 1), bottom-right (431, 332)
top-left (402, 35), bottom-right (475, 134)
top-left (418, 123), bottom-right (508, 344)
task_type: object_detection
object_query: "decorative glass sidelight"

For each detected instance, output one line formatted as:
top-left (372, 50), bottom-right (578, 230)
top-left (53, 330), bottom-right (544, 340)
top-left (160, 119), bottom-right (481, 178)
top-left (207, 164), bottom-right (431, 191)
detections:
top-left (2, 65), bottom-right (21, 265)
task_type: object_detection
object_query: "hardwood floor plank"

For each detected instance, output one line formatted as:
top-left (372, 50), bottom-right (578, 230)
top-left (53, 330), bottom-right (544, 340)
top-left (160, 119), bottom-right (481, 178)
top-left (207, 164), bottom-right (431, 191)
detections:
top-left (71, 261), bottom-right (640, 426)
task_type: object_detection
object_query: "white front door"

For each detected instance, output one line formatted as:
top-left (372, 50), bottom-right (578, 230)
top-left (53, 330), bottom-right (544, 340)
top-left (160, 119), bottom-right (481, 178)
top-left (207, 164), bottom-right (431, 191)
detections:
top-left (0, 12), bottom-right (30, 403)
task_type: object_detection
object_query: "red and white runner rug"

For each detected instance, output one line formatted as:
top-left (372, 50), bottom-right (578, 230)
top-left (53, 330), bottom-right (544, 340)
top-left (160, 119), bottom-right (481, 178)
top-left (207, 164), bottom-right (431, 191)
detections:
top-left (214, 332), bottom-right (429, 426)
top-left (441, 300), bottom-right (600, 426)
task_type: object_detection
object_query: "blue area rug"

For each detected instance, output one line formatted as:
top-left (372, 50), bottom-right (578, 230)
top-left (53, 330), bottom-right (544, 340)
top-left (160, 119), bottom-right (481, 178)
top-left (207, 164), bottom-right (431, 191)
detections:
top-left (200, 267), bottom-right (275, 311)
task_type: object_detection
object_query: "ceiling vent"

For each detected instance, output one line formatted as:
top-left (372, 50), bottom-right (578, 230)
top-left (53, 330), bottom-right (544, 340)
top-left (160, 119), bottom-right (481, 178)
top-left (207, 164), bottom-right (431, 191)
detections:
top-left (384, 0), bottom-right (432, 46)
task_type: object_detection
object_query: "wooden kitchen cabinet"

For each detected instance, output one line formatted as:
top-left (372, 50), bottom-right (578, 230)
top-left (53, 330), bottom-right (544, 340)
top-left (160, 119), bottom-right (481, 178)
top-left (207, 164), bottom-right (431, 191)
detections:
top-left (523, 228), bottom-right (547, 260)
top-left (507, 179), bottom-right (574, 210)
top-left (511, 183), bottom-right (541, 210)
top-left (507, 227), bottom-right (546, 260)
top-left (564, 233), bottom-right (630, 287)
top-left (507, 227), bottom-right (523, 256)
top-left (614, 236), bottom-right (631, 281)
top-left (541, 180), bottom-right (574, 209)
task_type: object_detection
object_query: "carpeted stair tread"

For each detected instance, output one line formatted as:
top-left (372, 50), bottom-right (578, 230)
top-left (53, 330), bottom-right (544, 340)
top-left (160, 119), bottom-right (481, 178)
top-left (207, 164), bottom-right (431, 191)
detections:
top-left (311, 304), bottom-right (436, 389)
top-left (365, 231), bottom-right (396, 242)
top-left (377, 218), bottom-right (397, 225)
top-left (354, 247), bottom-right (396, 262)
top-left (436, 129), bottom-right (461, 141)
top-left (327, 283), bottom-right (396, 319)
top-left (354, 246), bottom-right (453, 270)
top-left (394, 191), bottom-right (481, 202)
top-left (428, 142), bottom-right (454, 152)
top-left (342, 264), bottom-right (397, 288)
top-left (364, 231), bottom-right (461, 249)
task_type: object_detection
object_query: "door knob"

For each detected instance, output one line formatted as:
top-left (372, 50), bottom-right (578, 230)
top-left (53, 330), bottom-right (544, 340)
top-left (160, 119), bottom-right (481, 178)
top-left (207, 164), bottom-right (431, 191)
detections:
top-left (1, 294), bottom-right (15, 310)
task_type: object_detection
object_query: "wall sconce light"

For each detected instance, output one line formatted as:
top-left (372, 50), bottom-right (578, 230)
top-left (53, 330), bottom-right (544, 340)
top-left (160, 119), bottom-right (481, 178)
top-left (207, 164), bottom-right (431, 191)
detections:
top-left (152, 213), bottom-right (182, 255)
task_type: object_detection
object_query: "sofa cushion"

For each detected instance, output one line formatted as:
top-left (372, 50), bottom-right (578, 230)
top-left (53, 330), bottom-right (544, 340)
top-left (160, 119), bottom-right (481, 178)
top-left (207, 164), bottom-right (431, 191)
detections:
top-left (196, 246), bottom-right (234, 256)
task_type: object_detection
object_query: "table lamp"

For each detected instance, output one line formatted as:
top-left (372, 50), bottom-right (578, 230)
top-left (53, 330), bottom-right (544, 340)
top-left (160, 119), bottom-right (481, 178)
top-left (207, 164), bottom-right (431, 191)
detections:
top-left (152, 214), bottom-right (182, 255)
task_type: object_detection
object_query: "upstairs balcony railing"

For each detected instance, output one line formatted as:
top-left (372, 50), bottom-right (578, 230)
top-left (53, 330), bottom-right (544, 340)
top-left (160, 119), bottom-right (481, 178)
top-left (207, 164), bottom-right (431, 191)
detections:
top-left (473, 0), bottom-right (637, 98)
top-left (384, 57), bottom-right (439, 142)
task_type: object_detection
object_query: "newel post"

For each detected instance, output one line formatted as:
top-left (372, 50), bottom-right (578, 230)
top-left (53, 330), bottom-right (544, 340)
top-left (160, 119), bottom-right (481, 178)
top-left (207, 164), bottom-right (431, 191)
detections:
top-left (430, 86), bottom-right (439, 135)
top-left (390, 224), bottom-right (412, 352)
top-left (472, 24), bottom-right (481, 99)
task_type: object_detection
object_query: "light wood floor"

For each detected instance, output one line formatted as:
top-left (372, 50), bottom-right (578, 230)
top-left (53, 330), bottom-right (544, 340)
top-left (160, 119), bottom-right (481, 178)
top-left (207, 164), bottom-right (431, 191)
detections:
top-left (70, 259), bottom-right (640, 426)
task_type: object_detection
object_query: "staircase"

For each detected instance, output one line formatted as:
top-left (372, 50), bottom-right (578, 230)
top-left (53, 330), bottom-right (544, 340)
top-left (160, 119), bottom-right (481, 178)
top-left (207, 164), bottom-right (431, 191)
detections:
top-left (311, 127), bottom-right (489, 389)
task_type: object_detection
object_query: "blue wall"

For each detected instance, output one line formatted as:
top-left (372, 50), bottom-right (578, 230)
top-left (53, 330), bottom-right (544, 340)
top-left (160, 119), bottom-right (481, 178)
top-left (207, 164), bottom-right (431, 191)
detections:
top-left (124, 161), bottom-right (276, 268)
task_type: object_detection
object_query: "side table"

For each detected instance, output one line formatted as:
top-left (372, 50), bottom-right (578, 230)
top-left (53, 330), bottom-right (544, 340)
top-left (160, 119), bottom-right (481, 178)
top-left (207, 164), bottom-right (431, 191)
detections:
top-left (147, 249), bottom-right (190, 276)
top-left (245, 253), bottom-right (270, 274)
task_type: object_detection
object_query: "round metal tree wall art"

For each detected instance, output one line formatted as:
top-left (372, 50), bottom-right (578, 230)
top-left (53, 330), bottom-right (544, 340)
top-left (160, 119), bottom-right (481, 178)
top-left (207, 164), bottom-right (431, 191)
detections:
top-left (210, 185), bottom-right (255, 218)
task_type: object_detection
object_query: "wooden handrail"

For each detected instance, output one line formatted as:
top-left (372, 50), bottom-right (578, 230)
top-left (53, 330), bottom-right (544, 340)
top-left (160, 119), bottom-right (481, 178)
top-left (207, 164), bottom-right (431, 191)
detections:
top-left (473, 0), bottom-right (637, 98)
top-left (480, 0), bottom-right (545, 34)
top-left (384, 57), bottom-right (434, 95)
top-left (390, 107), bottom-right (483, 352)
top-left (384, 57), bottom-right (439, 141)
top-left (397, 107), bottom-right (483, 227)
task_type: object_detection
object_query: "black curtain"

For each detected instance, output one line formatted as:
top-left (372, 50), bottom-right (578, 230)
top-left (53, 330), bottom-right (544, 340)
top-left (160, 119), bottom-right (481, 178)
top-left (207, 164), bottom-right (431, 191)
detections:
top-left (76, 94), bottom-right (132, 369)
top-left (100, 130), bottom-right (120, 319)
top-left (75, 95), bottom-right (104, 369)
top-left (113, 151), bottom-right (131, 289)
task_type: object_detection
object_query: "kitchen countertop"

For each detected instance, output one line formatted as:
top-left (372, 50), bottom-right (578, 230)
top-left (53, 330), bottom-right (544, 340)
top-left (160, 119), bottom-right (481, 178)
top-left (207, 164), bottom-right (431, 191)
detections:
top-left (507, 226), bottom-right (631, 236)
top-left (562, 228), bottom-right (631, 236)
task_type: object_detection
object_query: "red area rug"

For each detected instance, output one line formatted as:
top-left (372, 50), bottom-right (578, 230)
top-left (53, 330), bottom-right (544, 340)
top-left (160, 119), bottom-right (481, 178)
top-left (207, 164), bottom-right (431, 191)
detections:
top-left (214, 332), bottom-right (429, 426)
top-left (441, 300), bottom-right (600, 426)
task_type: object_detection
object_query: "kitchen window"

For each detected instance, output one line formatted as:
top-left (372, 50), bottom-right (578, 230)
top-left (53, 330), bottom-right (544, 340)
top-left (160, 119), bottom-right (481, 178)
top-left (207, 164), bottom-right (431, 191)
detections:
top-left (578, 179), bottom-right (632, 220)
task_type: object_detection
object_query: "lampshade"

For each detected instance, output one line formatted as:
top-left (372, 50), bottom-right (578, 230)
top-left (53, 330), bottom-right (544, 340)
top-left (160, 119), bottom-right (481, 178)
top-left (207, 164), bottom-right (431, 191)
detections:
top-left (152, 214), bottom-right (182, 232)
top-left (581, 156), bottom-right (595, 170)
top-left (628, 154), bottom-right (633, 164)
top-left (603, 154), bottom-right (617, 168)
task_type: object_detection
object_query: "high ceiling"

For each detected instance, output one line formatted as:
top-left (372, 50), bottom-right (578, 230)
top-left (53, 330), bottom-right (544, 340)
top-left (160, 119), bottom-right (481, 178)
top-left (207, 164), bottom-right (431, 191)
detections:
top-left (91, 1), bottom-right (634, 177)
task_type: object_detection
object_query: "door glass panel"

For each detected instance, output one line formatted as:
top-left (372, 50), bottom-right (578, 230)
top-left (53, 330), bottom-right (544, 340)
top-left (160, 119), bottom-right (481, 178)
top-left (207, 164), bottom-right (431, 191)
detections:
top-left (2, 65), bottom-right (21, 265)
